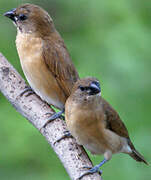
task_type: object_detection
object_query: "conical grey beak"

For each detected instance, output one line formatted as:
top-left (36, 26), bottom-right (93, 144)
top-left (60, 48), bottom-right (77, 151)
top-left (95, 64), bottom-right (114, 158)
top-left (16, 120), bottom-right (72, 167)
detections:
top-left (89, 81), bottom-right (101, 95)
top-left (3, 8), bottom-right (16, 21)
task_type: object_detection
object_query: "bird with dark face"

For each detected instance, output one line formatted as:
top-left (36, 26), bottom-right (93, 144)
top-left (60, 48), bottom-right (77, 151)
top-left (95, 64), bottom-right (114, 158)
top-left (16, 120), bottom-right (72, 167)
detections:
top-left (65, 77), bottom-right (148, 178)
top-left (4, 4), bottom-right (79, 121)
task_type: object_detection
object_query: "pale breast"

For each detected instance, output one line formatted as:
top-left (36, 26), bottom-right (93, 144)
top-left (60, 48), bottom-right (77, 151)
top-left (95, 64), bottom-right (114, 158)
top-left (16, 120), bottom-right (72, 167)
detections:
top-left (65, 102), bottom-right (108, 155)
top-left (16, 32), bottom-right (65, 109)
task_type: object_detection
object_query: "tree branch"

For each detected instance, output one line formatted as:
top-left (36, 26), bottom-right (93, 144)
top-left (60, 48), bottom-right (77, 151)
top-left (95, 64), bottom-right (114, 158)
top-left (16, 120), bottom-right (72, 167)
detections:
top-left (0, 53), bottom-right (102, 180)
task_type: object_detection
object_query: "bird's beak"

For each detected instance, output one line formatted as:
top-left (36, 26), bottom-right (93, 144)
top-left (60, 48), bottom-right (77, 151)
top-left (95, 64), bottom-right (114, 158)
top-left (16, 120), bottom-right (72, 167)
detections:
top-left (3, 8), bottom-right (16, 22)
top-left (90, 82), bottom-right (101, 95)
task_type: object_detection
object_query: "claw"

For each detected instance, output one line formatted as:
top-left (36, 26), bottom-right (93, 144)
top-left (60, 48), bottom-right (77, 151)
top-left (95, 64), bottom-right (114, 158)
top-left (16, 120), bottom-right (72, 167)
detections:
top-left (81, 166), bottom-right (93, 170)
top-left (42, 109), bottom-right (65, 128)
top-left (78, 158), bottom-right (107, 179)
top-left (54, 130), bottom-right (72, 145)
top-left (60, 115), bottom-right (65, 120)
top-left (20, 86), bottom-right (34, 97)
top-left (48, 110), bottom-right (64, 120)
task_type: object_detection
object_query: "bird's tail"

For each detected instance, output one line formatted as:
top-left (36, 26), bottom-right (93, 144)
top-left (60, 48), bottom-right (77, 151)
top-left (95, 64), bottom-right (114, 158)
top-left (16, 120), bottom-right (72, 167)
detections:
top-left (130, 149), bottom-right (148, 165)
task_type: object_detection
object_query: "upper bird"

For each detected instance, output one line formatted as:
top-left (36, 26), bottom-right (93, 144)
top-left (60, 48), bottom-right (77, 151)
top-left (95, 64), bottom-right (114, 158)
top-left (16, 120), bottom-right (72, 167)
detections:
top-left (4, 4), bottom-right (79, 120)
top-left (65, 77), bottom-right (148, 178)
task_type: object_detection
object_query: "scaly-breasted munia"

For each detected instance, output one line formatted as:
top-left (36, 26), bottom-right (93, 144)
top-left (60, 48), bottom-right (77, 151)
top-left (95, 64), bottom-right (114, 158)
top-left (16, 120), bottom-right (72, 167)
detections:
top-left (65, 77), bottom-right (148, 178)
top-left (4, 3), bottom-right (79, 121)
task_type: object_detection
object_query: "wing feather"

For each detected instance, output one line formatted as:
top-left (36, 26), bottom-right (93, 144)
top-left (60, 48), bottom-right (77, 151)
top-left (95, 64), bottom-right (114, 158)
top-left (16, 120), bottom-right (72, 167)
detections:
top-left (101, 98), bottom-right (129, 138)
top-left (42, 33), bottom-right (79, 98)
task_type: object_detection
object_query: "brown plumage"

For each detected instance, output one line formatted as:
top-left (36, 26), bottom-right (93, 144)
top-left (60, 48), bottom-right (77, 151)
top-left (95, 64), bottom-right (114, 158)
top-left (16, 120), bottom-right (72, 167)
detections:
top-left (4, 4), bottom-right (79, 113)
top-left (65, 77), bottom-right (148, 177)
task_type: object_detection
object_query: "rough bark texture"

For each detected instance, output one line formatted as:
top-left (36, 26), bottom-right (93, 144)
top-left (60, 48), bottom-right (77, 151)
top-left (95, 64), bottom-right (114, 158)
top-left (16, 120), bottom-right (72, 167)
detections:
top-left (0, 53), bottom-right (102, 180)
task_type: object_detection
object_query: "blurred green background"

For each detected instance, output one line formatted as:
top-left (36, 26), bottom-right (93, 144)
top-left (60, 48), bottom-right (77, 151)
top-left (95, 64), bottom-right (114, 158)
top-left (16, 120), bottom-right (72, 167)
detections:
top-left (0, 0), bottom-right (150, 179)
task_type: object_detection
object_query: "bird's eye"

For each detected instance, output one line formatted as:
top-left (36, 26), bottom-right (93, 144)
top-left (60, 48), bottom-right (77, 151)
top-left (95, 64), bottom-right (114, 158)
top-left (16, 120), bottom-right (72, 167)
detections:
top-left (18, 14), bottom-right (27, 21)
top-left (79, 86), bottom-right (85, 91)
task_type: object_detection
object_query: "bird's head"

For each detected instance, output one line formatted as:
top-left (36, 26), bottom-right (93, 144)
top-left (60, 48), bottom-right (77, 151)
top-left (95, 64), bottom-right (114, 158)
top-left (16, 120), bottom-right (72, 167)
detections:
top-left (71, 77), bottom-right (101, 102)
top-left (4, 3), bottom-right (55, 36)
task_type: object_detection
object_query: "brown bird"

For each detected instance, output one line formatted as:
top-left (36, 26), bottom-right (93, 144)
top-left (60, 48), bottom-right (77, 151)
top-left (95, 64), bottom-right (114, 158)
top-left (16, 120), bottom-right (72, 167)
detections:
top-left (65, 77), bottom-right (148, 178)
top-left (4, 4), bottom-right (79, 120)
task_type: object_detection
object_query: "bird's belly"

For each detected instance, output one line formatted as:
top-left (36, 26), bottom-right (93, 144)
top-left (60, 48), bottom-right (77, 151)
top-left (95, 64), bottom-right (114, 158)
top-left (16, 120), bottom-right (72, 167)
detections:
top-left (73, 127), bottom-right (125, 155)
top-left (83, 141), bottom-right (106, 155)
top-left (20, 58), bottom-right (65, 110)
top-left (69, 122), bottom-right (107, 155)
top-left (16, 32), bottom-right (66, 109)
top-left (74, 132), bottom-right (106, 155)
top-left (103, 129), bottom-right (129, 154)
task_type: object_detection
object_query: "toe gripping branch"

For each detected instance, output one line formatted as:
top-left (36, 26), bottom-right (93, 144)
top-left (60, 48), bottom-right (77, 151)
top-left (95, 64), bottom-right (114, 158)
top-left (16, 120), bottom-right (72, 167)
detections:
top-left (42, 109), bottom-right (65, 129)
top-left (47, 109), bottom-right (65, 121)
top-left (20, 86), bottom-right (34, 97)
top-left (78, 158), bottom-right (108, 179)
top-left (54, 130), bottom-right (72, 145)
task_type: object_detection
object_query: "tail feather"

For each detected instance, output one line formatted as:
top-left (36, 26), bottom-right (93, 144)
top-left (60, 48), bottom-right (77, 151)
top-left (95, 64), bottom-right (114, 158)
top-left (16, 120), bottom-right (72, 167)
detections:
top-left (130, 149), bottom-right (148, 165)
top-left (127, 139), bottom-right (148, 165)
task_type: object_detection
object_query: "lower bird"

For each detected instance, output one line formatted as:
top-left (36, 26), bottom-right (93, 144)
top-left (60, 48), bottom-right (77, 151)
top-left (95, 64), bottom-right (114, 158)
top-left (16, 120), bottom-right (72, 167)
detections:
top-left (65, 77), bottom-right (148, 178)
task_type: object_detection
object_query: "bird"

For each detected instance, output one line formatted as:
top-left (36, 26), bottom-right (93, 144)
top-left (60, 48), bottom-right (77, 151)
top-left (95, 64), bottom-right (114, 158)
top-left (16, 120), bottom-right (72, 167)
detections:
top-left (65, 77), bottom-right (148, 178)
top-left (3, 3), bottom-right (79, 122)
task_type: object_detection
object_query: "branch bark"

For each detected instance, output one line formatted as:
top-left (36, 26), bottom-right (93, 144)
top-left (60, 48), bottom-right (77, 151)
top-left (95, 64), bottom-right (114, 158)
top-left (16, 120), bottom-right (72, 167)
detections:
top-left (0, 53), bottom-right (102, 180)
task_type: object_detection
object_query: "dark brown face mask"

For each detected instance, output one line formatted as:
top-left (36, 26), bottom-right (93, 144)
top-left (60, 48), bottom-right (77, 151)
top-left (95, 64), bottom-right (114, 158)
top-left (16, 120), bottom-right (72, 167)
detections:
top-left (4, 8), bottom-right (28, 23)
top-left (79, 81), bottom-right (101, 96)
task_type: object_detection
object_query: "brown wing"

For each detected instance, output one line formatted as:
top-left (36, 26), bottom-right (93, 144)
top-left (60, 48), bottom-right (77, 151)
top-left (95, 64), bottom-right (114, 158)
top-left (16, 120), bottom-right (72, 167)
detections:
top-left (101, 98), bottom-right (148, 164)
top-left (101, 97), bottom-right (129, 138)
top-left (42, 32), bottom-right (79, 98)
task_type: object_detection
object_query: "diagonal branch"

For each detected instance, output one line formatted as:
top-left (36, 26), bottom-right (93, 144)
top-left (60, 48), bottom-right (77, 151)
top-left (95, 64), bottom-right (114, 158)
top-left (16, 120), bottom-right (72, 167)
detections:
top-left (0, 53), bottom-right (102, 180)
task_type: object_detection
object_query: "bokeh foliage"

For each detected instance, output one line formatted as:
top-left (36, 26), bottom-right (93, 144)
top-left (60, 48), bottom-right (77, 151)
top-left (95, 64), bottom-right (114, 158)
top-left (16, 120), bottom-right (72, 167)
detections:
top-left (0, 0), bottom-right (150, 179)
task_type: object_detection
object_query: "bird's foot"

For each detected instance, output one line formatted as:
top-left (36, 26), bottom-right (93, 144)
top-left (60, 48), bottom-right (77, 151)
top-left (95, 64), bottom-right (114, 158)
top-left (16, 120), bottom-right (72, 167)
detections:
top-left (42, 109), bottom-right (65, 128)
top-left (78, 165), bottom-right (102, 179)
top-left (20, 86), bottom-right (34, 97)
top-left (60, 115), bottom-right (65, 120)
top-left (78, 158), bottom-right (107, 179)
top-left (54, 130), bottom-right (72, 145)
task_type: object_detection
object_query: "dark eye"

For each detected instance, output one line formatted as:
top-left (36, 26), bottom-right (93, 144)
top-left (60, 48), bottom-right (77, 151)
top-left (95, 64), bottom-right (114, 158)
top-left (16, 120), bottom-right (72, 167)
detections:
top-left (18, 14), bottom-right (27, 21)
top-left (78, 86), bottom-right (85, 91)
